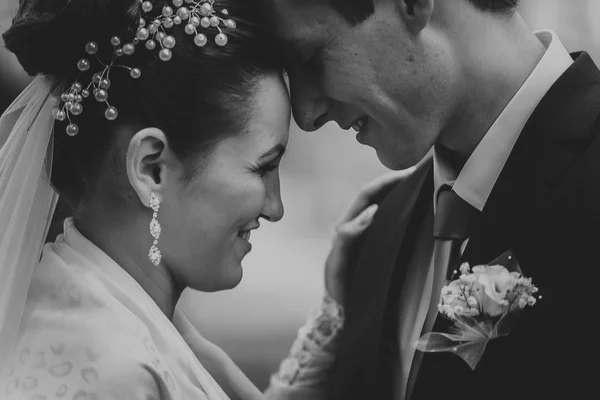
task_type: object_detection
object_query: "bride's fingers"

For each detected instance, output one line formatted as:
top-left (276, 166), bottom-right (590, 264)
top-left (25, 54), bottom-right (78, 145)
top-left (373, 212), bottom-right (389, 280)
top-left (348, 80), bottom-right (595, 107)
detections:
top-left (337, 204), bottom-right (379, 239)
top-left (342, 168), bottom-right (415, 222)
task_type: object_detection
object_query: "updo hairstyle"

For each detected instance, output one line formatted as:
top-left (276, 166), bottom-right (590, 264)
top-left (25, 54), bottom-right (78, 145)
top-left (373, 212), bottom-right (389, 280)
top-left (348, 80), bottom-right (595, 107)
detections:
top-left (3, 0), bottom-right (282, 213)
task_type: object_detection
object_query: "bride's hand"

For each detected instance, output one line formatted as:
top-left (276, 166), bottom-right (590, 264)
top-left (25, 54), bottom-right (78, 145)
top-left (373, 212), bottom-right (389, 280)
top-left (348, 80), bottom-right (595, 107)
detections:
top-left (325, 169), bottom-right (414, 306)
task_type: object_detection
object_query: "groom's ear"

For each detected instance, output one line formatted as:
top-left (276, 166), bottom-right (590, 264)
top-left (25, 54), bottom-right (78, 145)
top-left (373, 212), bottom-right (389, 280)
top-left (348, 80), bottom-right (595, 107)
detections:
top-left (391, 0), bottom-right (434, 35)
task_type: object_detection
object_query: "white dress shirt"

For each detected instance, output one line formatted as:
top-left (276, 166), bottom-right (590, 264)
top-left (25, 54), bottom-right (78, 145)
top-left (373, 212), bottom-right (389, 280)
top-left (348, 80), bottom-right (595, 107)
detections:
top-left (395, 30), bottom-right (573, 400)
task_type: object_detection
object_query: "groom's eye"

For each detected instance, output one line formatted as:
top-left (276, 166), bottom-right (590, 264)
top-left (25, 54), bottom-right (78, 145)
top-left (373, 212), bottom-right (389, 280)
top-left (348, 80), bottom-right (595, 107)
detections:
top-left (306, 49), bottom-right (323, 68)
top-left (284, 43), bottom-right (322, 70)
top-left (304, 43), bottom-right (327, 68)
top-left (305, 38), bottom-right (334, 69)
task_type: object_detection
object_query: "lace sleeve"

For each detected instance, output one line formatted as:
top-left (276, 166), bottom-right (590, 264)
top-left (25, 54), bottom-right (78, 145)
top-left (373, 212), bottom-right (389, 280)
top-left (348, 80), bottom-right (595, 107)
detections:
top-left (264, 293), bottom-right (344, 400)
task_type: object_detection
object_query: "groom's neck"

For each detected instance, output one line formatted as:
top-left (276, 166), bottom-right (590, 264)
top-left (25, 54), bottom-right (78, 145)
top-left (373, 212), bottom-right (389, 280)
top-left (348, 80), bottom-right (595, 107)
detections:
top-left (436, 11), bottom-right (546, 161)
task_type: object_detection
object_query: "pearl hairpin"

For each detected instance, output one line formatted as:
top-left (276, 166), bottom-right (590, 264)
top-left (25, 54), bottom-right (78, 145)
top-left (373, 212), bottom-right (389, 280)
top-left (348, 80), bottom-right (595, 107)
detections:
top-left (139, 0), bottom-right (236, 60)
top-left (52, 39), bottom-right (142, 136)
top-left (51, 0), bottom-right (236, 136)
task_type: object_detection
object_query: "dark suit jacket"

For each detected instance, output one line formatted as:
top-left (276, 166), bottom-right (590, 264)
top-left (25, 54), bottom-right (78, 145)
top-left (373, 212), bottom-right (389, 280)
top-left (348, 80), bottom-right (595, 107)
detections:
top-left (330, 52), bottom-right (600, 400)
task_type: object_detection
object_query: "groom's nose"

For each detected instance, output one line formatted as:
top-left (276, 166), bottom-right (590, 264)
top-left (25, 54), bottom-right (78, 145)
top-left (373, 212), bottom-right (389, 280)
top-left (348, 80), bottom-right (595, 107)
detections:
top-left (289, 72), bottom-right (331, 132)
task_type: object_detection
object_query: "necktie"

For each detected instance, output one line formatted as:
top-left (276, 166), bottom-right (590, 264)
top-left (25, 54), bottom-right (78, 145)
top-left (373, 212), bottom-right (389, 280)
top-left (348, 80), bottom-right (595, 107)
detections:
top-left (433, 187), bottom-right (480, 279)
top-left (405, 186), bottom-right (479, 399)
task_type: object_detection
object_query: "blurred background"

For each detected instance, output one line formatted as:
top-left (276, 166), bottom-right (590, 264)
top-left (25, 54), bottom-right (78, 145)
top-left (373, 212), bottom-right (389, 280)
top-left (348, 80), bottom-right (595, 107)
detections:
top-left (1, 0), bottom-right (599, 390)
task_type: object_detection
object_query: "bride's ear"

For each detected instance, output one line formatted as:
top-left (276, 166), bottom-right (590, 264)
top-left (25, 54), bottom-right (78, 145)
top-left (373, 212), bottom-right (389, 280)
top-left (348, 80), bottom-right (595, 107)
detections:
top-left (126, 127), bottom-right (172, 207)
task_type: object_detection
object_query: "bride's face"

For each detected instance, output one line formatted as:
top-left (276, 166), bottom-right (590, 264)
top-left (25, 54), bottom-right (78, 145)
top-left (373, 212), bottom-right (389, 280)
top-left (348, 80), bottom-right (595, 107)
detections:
top-left (161, 74), bottom-right (290, 292)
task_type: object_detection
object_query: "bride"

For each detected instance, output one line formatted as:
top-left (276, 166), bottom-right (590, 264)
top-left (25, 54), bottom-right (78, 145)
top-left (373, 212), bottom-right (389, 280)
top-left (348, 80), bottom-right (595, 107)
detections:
top-left (0, 0), bottom-right (403, 399)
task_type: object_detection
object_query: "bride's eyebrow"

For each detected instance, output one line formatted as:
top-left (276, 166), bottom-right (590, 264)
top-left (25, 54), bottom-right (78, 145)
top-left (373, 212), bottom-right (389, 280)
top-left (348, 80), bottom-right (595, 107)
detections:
top-left (259, 143), bottom-right (286, 162)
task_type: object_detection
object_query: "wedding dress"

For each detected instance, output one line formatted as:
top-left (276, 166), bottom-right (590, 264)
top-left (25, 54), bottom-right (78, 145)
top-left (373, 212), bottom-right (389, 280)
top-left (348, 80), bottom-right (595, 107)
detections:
top-left (4, 218), bottom-right (343, 400)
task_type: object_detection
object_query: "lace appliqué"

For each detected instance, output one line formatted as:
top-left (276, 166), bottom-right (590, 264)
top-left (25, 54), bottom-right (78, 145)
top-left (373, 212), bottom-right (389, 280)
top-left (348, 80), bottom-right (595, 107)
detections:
top-left (273, 294), bottom-right (344, 386)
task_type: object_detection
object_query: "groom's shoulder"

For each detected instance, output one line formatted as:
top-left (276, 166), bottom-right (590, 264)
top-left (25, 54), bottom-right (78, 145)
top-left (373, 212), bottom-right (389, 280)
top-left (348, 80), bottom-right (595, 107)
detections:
top-left (525, 52), bottom-right (600, 198)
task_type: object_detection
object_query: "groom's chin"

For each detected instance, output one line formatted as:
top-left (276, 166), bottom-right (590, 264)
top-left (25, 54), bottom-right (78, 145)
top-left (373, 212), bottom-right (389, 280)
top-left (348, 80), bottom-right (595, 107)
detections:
top-left (356, 127), bottom-right (413, 170)
top-left (375, 149), bottom-right (414, 171)
top-left (371, 141), bottom-right (432, 171)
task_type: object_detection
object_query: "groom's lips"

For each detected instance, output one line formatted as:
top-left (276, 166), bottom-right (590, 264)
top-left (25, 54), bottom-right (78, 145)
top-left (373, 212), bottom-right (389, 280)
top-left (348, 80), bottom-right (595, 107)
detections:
top-left (355, 117), bottom-right (371, 144)
top-left (340, 116), bottom-right (367, 132)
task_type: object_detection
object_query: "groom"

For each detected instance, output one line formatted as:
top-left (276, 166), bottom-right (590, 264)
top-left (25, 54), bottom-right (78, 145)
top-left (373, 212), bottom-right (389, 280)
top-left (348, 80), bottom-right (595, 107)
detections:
top-left (264, 0), bottom-right (598, 399)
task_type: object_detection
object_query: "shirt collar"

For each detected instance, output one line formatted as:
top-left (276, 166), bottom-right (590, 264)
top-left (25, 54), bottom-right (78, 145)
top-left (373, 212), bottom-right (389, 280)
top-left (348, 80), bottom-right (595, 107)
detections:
top-left (433, 29), bottom-right (573, 212)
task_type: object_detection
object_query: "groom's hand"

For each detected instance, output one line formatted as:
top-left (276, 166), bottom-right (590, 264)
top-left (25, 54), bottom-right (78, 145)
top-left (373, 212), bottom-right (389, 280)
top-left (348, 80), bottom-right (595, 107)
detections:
top-left (325, 168), bottom-right (416, 306)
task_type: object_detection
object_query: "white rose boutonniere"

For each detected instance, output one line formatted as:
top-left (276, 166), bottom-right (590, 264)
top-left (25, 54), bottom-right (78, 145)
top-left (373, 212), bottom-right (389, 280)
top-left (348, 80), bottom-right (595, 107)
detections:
top-left (416, 251), bottom-right (541, 370)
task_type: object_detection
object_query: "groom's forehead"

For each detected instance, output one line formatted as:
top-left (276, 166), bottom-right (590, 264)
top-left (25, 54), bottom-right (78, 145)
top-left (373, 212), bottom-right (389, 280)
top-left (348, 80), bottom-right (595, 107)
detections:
top-left (267, 0), bottom-right (336, 44)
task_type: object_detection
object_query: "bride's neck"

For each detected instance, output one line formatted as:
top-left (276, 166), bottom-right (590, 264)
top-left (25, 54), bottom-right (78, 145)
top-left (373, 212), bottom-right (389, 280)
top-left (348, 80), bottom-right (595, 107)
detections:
top-left (74, 203), bottom-right (182, 320)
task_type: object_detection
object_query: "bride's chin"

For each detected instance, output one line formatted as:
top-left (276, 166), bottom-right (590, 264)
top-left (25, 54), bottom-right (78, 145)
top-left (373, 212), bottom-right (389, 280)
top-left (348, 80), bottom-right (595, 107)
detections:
top-left (194, 264), bottom-right (243, 293)
top-left (222, 262), bottom-right (244, 289)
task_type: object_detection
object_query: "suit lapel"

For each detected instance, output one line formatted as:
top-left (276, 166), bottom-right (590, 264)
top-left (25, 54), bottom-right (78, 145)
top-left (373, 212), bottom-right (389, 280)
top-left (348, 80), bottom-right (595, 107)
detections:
top-left (331, 155), bottom-right (433, 399)
top-left (410, 52), bottom-right (600, 400)
top-left (464, 51), bottom-right (600, 266)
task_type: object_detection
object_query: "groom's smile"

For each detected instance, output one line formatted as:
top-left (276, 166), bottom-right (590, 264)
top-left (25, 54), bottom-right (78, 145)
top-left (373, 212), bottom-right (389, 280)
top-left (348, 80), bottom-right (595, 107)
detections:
top-left (264, 0), bottom-right (462, 170)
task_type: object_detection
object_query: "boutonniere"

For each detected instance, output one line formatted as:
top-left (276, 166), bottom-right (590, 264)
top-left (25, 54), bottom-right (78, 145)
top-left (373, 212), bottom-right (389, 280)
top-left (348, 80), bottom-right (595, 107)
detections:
top-left (416, 251), bottom-right (541, 370)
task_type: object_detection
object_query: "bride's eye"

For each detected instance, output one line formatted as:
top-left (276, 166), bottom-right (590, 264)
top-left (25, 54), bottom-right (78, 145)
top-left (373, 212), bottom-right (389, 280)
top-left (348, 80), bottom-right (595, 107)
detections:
top-left (256, 164), bottom-right (278, 177)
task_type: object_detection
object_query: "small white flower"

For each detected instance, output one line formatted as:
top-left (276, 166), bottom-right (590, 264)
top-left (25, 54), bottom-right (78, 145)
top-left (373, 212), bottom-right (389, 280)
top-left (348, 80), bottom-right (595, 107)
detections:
top-left (467, 296), bottom-right (479, 307)
top-left (527, 296), bottom-right (537, 306)
top-left (441, 304), bottom-right (456, 320)
top-left (517, 277), bottom-right (533, 288)
top-left (472, 265), bottom-right (486, 274)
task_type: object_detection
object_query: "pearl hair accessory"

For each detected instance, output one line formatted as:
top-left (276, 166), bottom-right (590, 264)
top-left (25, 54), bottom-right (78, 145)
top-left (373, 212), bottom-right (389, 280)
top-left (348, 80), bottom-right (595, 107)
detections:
top-left (138, 0), bottom-right (237, 61)
top-left (51, 0), bottom-right (236, 136)
top-left (51, 39), bottom-right (142, 136)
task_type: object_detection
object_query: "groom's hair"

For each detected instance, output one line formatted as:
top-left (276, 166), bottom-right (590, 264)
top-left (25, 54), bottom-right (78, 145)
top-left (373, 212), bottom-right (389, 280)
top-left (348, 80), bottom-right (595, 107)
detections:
top-left (469, 0), bottom-right (520, 12)
top-left (329, 0), bottom-right (520, 25)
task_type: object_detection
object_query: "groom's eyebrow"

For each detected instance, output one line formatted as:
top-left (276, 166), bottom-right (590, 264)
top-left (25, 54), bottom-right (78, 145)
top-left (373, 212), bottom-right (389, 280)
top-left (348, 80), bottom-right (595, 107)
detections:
top-left (260, 144), bottom-right (286, 161)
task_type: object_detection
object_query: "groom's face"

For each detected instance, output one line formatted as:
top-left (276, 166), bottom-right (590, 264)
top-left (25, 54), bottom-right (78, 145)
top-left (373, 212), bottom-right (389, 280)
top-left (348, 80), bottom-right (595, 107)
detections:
top-left (267, 0), bottom-right (457, 170)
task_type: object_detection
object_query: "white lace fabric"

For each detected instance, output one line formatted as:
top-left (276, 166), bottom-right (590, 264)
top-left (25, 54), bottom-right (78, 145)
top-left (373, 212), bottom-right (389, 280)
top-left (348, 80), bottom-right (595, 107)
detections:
top-left (265, 294), bottom-right (344, 398)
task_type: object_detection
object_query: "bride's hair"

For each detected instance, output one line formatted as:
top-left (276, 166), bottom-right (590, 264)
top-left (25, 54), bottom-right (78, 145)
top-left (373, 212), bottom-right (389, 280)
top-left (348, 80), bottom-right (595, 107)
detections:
top-left (2, 0), bottom-right (281, 210)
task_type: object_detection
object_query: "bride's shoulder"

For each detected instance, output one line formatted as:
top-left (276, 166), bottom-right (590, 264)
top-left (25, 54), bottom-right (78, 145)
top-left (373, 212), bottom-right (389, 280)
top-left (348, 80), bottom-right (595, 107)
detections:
top-left (8, 260), bottom-right (170, 399)
top-left (6, 316), bottom-right (167, 400)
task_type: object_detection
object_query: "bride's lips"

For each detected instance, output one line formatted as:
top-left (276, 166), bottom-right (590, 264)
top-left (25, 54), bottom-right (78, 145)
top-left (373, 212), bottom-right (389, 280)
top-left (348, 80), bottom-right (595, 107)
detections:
top-left (237, 233), bottom-right (252, 252)
top-left (238, 230), bottom-right (251, 242)
top-left (237, 223), bottom-right (259, 252)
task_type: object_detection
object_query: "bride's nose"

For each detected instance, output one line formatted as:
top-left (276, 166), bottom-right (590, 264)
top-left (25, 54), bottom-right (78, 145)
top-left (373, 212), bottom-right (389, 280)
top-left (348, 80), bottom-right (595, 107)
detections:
top-left (261, 178), bottom-right (284, 222)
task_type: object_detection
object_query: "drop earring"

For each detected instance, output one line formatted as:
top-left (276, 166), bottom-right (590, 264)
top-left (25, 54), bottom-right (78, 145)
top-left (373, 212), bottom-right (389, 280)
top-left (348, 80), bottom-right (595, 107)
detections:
top-left (148, 192), bottom-right (162, 266)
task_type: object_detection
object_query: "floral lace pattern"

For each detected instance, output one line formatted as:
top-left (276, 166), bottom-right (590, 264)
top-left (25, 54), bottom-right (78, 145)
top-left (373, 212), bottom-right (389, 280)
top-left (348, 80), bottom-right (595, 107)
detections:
top-left (270, 294), bottom-right (344, 386)
top-left (4, 330), bottom-right (174, 400)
